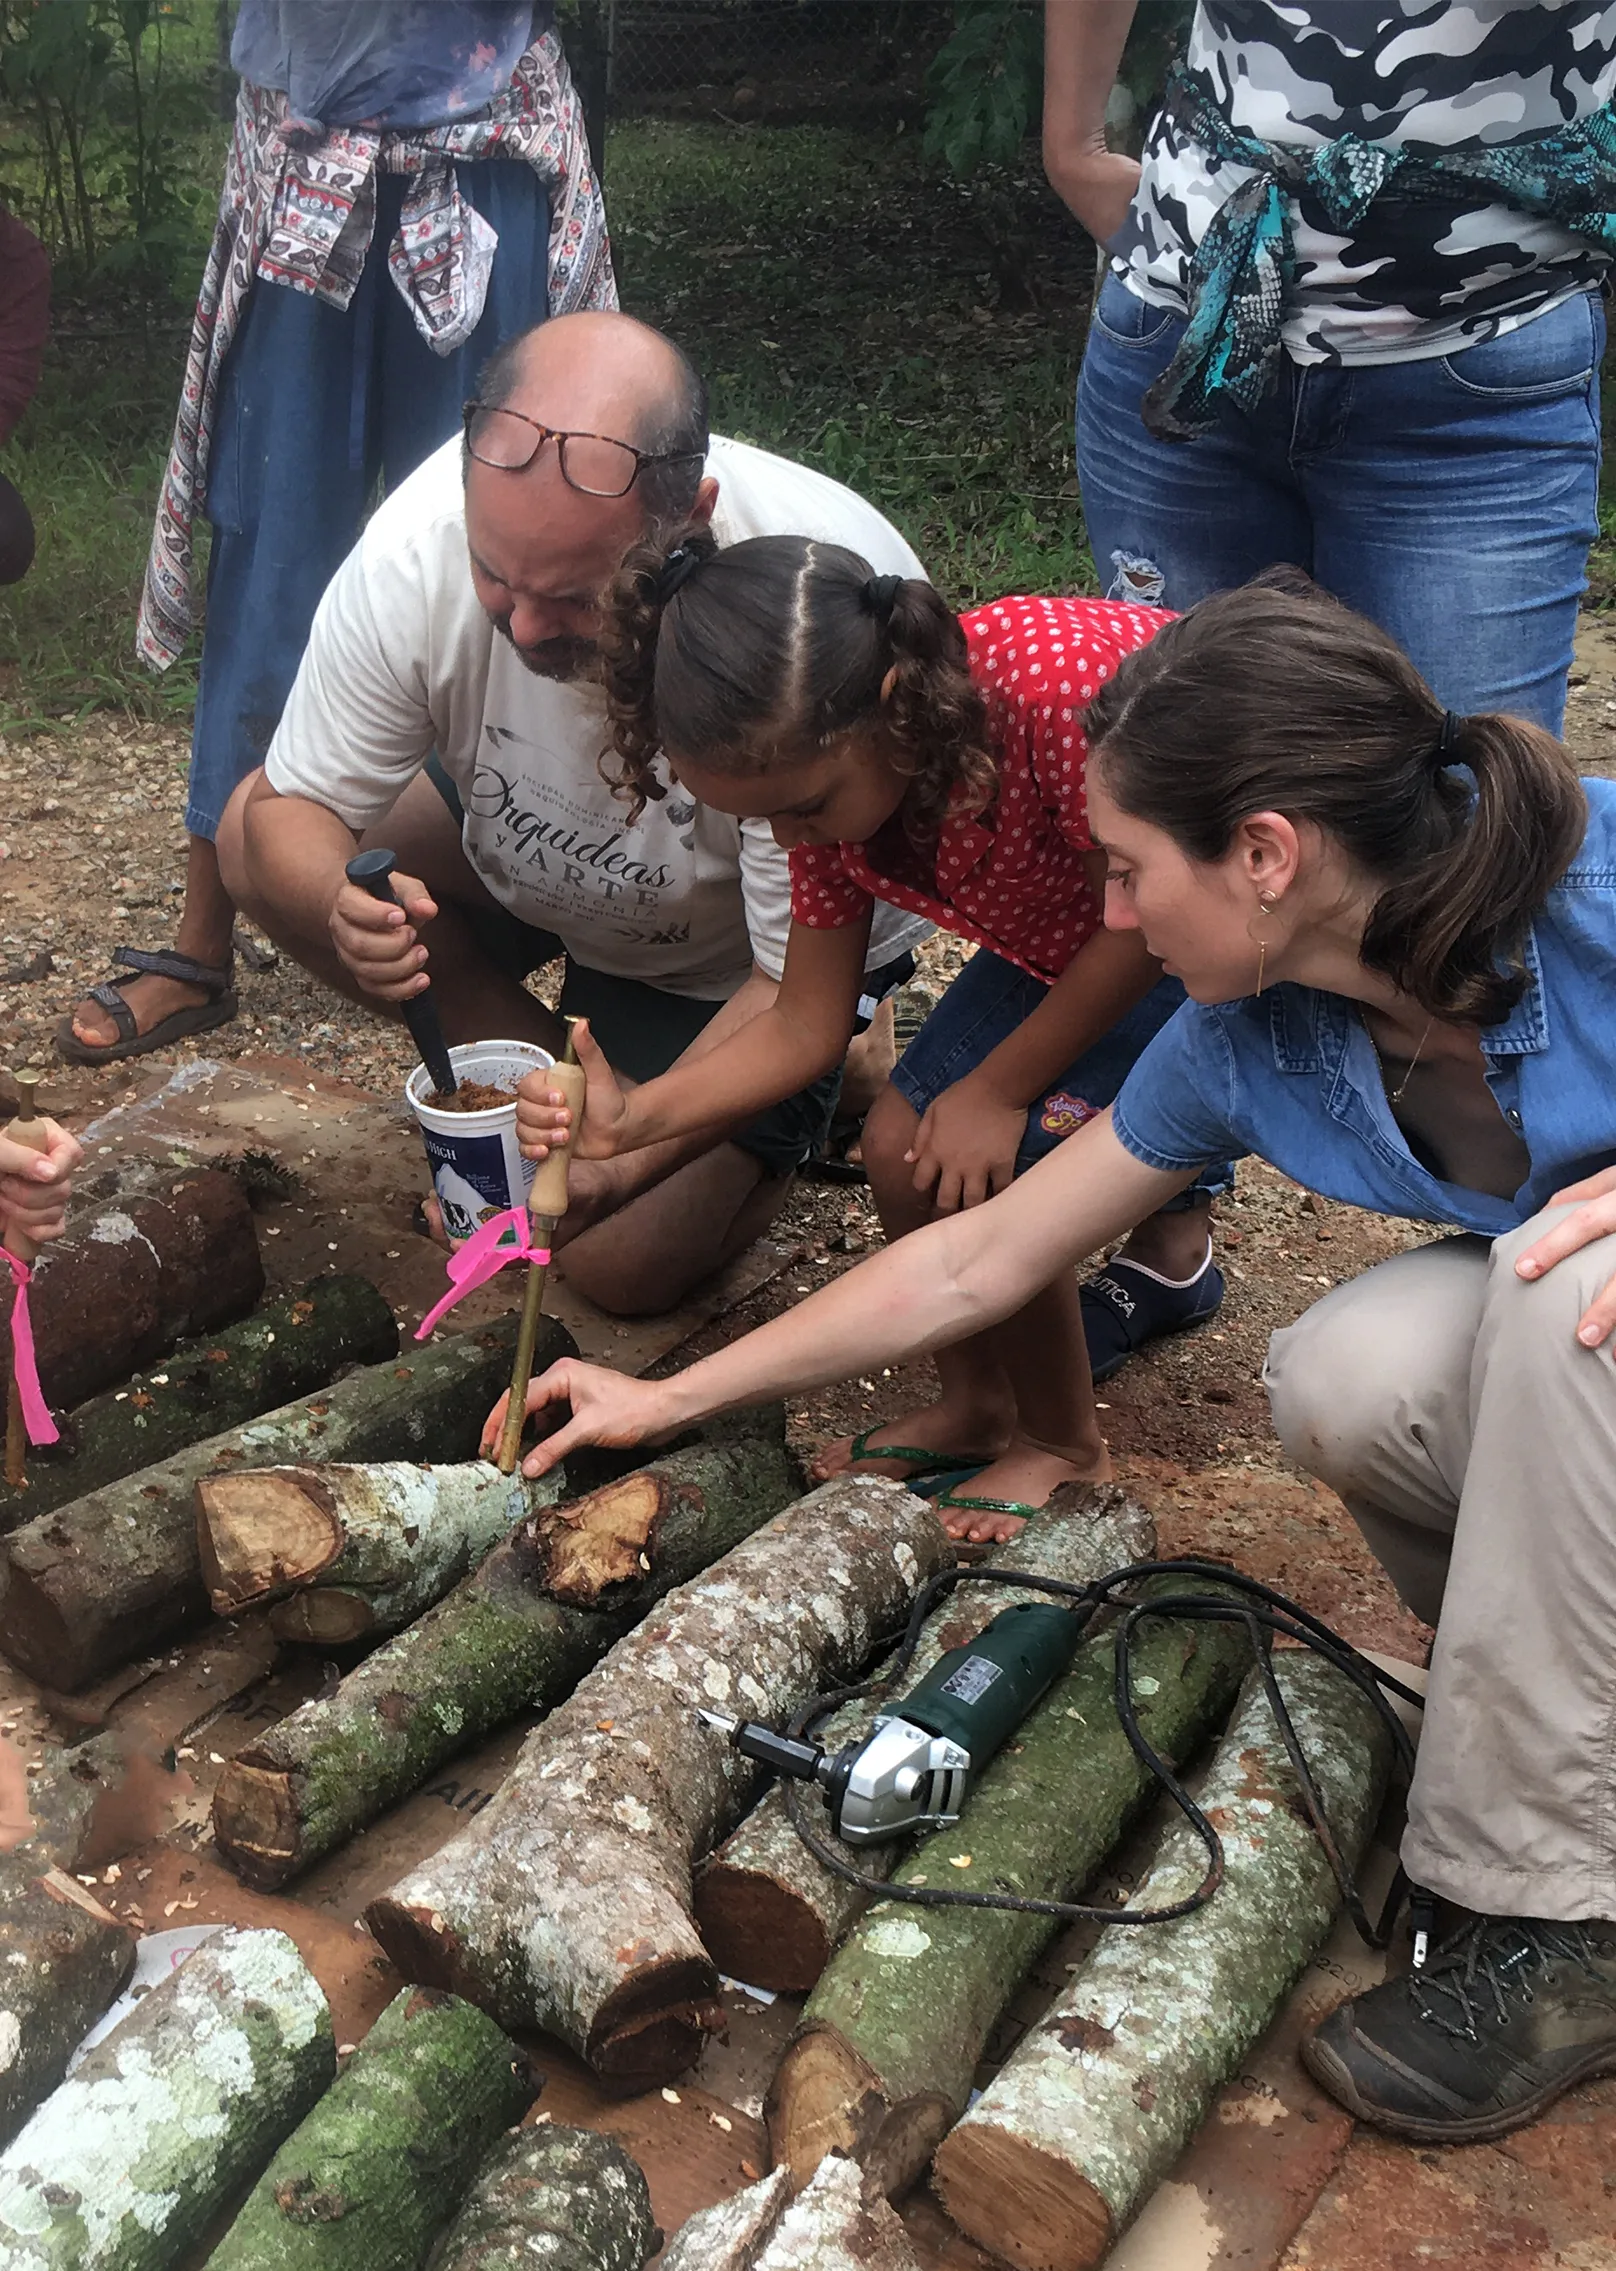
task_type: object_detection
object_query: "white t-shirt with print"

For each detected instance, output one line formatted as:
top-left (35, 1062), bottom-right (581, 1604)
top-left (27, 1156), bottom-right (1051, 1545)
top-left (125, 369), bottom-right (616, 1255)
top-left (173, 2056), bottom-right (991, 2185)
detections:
top-left (266, 433), bottom-right (933, 998)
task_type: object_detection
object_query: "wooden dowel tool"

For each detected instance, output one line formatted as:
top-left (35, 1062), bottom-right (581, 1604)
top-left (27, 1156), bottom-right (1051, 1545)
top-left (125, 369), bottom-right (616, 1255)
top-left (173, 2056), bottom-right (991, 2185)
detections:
top-left (5, 1071), bottom-right (49, 1488)
top-left (495, 1022), bottom-right (585, 1475)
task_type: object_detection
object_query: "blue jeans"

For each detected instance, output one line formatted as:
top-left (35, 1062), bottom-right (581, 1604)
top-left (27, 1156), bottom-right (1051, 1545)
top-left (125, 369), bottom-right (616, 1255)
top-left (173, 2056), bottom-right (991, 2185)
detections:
top-left (1077, 272), bottom-right (1605, 733)
top-left (890, 948), bottom-right (1232, 1205)
top-left (188, 161), bottom-right (550, 838)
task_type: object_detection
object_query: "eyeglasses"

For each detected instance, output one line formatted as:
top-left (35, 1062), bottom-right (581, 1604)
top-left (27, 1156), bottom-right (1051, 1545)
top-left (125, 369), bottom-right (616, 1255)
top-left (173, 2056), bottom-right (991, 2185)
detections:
top-left (461, 402), bottom-right (703, 498)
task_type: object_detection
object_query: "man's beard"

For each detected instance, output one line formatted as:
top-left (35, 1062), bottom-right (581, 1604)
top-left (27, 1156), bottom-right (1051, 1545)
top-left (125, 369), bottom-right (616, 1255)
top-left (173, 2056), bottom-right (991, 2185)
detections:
top-left (495, 617), bottom-right (599, 684)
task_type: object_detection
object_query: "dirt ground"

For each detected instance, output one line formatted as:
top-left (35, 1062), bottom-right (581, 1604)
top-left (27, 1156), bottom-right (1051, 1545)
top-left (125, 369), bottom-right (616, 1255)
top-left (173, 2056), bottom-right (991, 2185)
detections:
top-left (3, 619), bottom-right (1616, 2265)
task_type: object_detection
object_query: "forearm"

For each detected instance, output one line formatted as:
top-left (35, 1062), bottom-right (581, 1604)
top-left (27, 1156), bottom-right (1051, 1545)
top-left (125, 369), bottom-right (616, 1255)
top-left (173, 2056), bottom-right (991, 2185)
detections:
top-left (647, 1116), bottom-right (1191, 1428)
top-left (617, 994), bottom-right (843, 1152)
top-left (973, 929), bottom-right (1163, 1110)
top-left (1043, 0), bottom-right (1141, 222)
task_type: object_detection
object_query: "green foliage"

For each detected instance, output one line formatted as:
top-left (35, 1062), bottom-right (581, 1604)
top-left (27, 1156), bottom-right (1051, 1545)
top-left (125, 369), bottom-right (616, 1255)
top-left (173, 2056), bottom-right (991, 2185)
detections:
top-left (924, 1), bottom-right (1043, 177)
top-left (0, 0), bottom-right (222, 294)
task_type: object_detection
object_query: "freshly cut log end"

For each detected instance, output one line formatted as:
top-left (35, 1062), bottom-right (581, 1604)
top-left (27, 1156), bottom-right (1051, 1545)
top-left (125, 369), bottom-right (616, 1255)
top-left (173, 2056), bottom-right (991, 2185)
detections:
top-left (931, 1654), bottom-right (1394, 2271)
top-left (695, 1485), bottom-right (1157, 1996)
top-left (424, 2122), bottom-right (660, 2271)
top-left (363, 1477), bottom-right (950, 2087)
top-left (0, 1925), bottom-right (332, 2271)
top-left (769, 2024), bottom-right (953, 2210)
top-left (0, 1865), bottom-right (135, 2149)
top-left (196, 1468), bottom-right (343, 1612)
top-left (208, 1985), bottom-right (536, 2270)
top-left (212, 1428), bottom-right (799, 1892)
top-left (527, 1470), bottom-right (668, 1605)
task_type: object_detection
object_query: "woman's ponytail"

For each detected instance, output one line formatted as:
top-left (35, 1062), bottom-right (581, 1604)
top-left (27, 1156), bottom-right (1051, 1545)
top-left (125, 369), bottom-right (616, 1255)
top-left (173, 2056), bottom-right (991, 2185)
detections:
top-left (878, 579), bottom-right (995, 837)
top-left (1087, 574), bottom-right (1588, 1025)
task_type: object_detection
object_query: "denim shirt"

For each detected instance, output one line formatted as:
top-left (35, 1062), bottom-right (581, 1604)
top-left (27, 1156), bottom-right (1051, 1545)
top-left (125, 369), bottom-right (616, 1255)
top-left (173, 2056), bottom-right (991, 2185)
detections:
top-left (1112, 776), bottom-right (1616, 1237)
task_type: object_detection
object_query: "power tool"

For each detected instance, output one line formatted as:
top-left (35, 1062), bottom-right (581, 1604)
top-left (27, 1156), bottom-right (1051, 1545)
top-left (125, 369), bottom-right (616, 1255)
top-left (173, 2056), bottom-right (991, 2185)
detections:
top-left (699, 1600), bottom-right (1080, 1844)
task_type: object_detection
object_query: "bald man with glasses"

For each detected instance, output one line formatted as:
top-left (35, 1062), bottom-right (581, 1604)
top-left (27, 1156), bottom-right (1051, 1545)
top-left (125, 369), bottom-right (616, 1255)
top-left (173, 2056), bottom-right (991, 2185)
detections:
top-left (217, 312), bottom-right (932, 1314)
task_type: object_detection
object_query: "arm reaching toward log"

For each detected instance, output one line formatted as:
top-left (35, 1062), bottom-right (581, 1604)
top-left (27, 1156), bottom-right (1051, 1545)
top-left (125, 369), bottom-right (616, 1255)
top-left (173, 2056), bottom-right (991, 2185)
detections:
top-left (485, 1115), bottom-right (1196, 1476)
top-left (0, 1120), bottom-right (79, 1246)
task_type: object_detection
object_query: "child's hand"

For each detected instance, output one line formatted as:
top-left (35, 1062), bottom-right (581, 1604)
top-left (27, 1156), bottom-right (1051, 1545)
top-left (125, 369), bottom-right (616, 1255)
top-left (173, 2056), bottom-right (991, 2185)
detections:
top-left (0, 1119), bottom-right (80, 1247)
top-left (906, 1074), bottom-right (1024, 1211)
top-left (516, 1020), bottom-right (630, 1163)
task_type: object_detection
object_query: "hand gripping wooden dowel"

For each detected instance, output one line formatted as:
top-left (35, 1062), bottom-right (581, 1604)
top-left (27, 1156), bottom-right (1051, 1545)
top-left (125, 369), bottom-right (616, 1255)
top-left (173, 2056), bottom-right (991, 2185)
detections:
top-left (4, 1072), bottom-right (49, 1489)
top-left (495, 1022), bottom-right (584, 1475)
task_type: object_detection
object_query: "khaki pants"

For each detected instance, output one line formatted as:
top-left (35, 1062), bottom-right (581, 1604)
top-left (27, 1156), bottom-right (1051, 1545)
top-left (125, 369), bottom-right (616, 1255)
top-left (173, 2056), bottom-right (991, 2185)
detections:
top-left (1265, 1204), bottom-right (1616, 1922)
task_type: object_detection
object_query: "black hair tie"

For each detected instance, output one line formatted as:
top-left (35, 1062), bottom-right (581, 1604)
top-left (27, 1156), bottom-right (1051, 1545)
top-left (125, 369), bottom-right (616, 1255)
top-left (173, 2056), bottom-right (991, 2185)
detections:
top-left (865, 573), bottom-right (904, 621)
top-left (657, 546), bottom-right (703, 605)
top-left (1435, 708), bottom-right (1465, 765)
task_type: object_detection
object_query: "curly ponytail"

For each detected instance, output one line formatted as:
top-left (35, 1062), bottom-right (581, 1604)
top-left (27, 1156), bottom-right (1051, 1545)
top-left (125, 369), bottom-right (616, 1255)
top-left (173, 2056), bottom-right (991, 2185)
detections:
top-left (1086, 571), bottom-right (1587, 1026)
top-left (597, 532), bottom-right (994, 834)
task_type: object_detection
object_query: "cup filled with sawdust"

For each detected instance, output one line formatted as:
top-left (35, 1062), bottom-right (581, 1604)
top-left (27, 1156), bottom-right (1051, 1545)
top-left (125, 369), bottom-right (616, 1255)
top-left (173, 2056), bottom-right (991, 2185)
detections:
top-left (405, 1040), bottom-right (554, 1243)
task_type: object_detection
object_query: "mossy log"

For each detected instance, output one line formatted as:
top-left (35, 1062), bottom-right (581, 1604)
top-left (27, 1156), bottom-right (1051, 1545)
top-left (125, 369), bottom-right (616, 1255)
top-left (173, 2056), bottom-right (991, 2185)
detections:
top-left (364, 1478), bottom-right (949, 2091)
top-left (767, 1582), bottom-right (1254, 2200)
top-left (695, 1485), bottom-right (1155, 1992)
top-left (208, 1986), bottom-right (535, 2270)
top-left (660, 2157), bottom-right (918, 2271)
top-left (0, 1313), bottom-right (567, 1689)
top-left (424, 2122), bottom-right (659, 2271)
top-left (198, 1459), bottom-right (567, 1643)
top-left (0, 1275), bottom-right (398, 1534)
top-left (212, 1422), bottom-right (798, 1891)
top-left (932, 1654), bottom-right (1395, 2271)
top-left (27, 1168), bottom-right (264, 1411)
top-left (0, 1864), bottom-right (135, 2148)
top-left (0, 1925), bottom-right (333, 2270)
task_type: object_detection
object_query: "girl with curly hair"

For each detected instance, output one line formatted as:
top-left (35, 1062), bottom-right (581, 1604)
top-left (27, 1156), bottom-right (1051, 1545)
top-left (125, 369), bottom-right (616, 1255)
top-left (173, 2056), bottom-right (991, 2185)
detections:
top-left (517, 532), bottom-right (1224, 1538)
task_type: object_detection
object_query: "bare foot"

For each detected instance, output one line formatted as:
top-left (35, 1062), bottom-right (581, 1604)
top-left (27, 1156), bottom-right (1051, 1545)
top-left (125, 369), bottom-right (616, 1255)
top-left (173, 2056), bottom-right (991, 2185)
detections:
top-left (809, 1403), bottom-right (1010, 1486)
top-left (936, 1439), bottom-right (1113, 1545)
top-left (70, 971), bottom-right (215, 1051)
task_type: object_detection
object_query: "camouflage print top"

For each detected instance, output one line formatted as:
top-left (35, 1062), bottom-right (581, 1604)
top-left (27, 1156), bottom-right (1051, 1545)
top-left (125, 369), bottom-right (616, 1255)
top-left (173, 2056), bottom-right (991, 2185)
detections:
top-left (1112, 0), bottom-right (1616, 369)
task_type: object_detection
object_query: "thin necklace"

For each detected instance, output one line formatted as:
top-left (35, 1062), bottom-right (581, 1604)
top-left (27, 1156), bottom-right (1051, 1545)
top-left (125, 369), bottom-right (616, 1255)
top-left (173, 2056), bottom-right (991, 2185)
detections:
top-left (1368, 1012), bottom-right (1435, 1106)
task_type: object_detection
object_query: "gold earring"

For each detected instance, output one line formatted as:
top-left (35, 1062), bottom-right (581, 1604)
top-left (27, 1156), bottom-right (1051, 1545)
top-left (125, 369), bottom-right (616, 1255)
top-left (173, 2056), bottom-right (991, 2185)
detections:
top-left (1254, 887), bottom-right (1280, 996)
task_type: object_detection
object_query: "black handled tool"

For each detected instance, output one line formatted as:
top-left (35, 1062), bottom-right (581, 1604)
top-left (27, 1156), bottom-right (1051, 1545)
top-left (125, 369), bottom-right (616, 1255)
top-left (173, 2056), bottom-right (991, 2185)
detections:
top-left (345, 848), bottom-right (458, 1098)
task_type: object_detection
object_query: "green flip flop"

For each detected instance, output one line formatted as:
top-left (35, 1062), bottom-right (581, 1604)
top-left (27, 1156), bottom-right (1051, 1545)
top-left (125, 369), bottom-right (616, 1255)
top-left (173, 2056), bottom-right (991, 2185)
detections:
top-left (842, 1427), bottom-right (992, 1483)
top-left (932, 1485), bottom-right (1041, 1528)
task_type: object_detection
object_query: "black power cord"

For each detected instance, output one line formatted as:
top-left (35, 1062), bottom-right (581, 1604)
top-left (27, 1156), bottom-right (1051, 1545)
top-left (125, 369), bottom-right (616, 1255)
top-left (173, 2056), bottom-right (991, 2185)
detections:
top-left (779, 1556), bottom-right (1422, 1945)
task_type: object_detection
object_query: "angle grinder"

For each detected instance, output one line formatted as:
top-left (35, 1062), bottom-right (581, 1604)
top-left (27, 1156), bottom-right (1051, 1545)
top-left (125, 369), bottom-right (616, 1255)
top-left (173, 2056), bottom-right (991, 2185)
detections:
top-left (699, 1600), bottom-right (1080, 1844)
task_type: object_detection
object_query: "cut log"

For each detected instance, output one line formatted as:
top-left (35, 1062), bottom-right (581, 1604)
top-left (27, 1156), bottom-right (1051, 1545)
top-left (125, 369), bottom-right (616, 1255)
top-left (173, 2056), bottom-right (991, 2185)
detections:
top-left (0, 1924), bottom-right (333, 2270)
top-left (6, 1730), bottom-right (127, 1871)
top-left (0, 1313), bottom-right (570, 1689)
top-left (198, 1459), bottom-right (567, 1642)
top-left (208, 1986), bottom-right (535, 2270)
top-left (661, 2156), bottom-right (919, 2271)
top-left (932, 1654), bottom-right (1395, 2271)
top-left (695, 1485), bottom-right (1154, 1992)
top-left (27, 1168), bottom-right (264, 1411)
top-left (212, 1422), bottom-right (798, 1890)
top-left (767, 1581), bottom-right (1254, 2199)
top-left (0, 1864), bottom-right (135, 2148)
top-left (364, 1478), bottom-right (949, 2091)
top-left (424, 2122), bottom-right (659, 2271)
top-left (0, 1275), bottom-right (398, 1533)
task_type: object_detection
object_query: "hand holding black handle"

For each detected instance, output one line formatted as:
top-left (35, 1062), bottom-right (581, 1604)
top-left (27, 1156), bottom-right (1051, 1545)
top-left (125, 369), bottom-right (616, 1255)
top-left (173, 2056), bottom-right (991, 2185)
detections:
top-left (344, 848), bottom-right (458, 1098)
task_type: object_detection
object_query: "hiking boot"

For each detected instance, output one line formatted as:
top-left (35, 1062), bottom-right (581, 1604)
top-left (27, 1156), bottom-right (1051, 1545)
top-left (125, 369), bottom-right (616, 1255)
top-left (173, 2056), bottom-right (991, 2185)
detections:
top-left (1302, 1914), bottom-right (1616, 2144)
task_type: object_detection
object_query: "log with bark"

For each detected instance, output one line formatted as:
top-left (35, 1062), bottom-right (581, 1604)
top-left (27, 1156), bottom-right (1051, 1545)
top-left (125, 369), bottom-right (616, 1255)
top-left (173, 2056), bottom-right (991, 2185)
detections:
top-left (659, 2156), bottom-right (919, 2271)
top-left (0, 1864), bottom-right (135, 2148)
top-left (208, 1986), bottom-right (535, 2270)
top-left (27, 1167), bottom-right (264, 1411)
top-left (0, 1924), bottom-right (333, 2270)
top-left (766, 1580), bottom-right (1254, 2199)
top-left (212, 1421), bottom-right (799, 1890)
top-left (0, 1313), bottom-right (568, 1689)
top-left (931, 1653), bottom-right (1395, 2271)
top-left (0, 1275), bottom-right (398, 1534)
top-left (198, 1457), bottom-right (567, 1643)
top-left (424, 2122), bottom-right (659, 2271)
top-left (695, 1485), bottom-right (1155, 1993)
top-left (364, 1477), bottom-right (950, 2091)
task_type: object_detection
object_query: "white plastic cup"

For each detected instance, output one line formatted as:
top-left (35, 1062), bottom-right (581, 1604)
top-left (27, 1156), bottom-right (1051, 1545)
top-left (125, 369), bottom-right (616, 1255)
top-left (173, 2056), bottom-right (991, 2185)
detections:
top-left (405, 1039), bottom-right (553, 1246)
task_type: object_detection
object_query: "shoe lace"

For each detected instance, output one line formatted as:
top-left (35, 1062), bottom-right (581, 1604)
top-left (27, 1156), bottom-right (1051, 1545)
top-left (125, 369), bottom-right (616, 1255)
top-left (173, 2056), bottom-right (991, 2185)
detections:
top-left (1412, 1918), bottom-right (1602, 2042)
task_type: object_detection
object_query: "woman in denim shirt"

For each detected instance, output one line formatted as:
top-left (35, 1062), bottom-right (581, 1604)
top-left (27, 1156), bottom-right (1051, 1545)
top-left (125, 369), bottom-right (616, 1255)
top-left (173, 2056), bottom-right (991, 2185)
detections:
top-left (491, 572), bottom-right (1616, 2150)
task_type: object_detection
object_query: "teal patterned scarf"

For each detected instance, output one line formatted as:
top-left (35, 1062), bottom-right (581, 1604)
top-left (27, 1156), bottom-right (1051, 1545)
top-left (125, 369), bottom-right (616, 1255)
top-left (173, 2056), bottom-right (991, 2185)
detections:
top-left (1144, 61), bottom-right (1616, 441)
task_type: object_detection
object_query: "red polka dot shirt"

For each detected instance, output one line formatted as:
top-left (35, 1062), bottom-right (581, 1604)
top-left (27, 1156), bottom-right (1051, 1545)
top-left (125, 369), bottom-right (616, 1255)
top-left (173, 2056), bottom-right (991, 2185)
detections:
top-left (788, 594), bottom-right (1169, 984)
